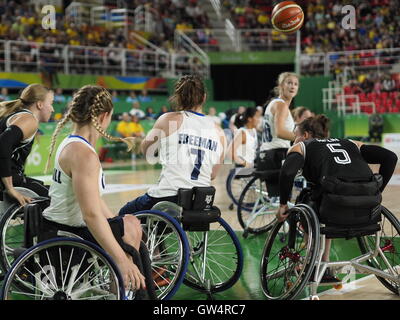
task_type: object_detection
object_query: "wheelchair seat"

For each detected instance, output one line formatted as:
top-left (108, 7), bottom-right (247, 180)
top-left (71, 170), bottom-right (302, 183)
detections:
top-left (19, 199), bottom-right (157, 300)
top-left (299, 175), bottom-right (383, 239)
top-left (177, 186), bottom-right (221, 232)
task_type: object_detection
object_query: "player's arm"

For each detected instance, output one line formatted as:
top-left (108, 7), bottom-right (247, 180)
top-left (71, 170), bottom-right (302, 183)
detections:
top-left (70, 147), bottom-right (126, 262)
top-left (351, 140), bottom-right (398, 191)
top-left (70, 147), bottom-right (144, 289)
top-left (141, 112), bottom-right (182, 157)
top-left (274, 101), bottom-right (295, 141)
top-left (276, 143), bottom-right (305, 222)
top-left (211, 124), bottom-right (227, 180)
top-left (226, 129), bottom-right (246, 166)
top-left (0, 113), bottom-right (38, 205)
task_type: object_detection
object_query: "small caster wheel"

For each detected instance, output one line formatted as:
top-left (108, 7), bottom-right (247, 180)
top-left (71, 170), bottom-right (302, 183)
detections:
top-left (229, 203), bottom-right (234, 210)
top-left (310, 295), bottom-right (320, 300)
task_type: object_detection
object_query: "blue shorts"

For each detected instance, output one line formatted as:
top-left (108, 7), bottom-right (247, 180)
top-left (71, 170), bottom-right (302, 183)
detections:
top-left (119, 193), bottom-right (178, 216)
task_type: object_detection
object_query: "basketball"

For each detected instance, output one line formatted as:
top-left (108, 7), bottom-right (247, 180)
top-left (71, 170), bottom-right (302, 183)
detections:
top-left (271, 1), bottom-right (304, 34)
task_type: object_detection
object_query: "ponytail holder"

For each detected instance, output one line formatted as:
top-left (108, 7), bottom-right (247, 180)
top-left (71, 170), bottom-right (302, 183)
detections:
top-left (19, 98), bottom-right (27, 105)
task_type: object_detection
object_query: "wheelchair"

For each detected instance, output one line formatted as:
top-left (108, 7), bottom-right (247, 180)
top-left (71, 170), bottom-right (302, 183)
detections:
top-left (236, 163), bottom-right (306, 238)
top-left (259, 175), bottom-right (400, 300)
top-left (1, 198), bottom-right (156, 300)
top-left (0, 186), bottom-right (41, 275)
top-left (136, 186), bottom-right (244, 300)
top-left (225, 166), bottom-right (255, 211)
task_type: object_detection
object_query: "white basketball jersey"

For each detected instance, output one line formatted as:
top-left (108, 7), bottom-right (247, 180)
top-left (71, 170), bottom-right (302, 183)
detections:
top-left (147, 111), bottom-right (222, 198)
top-left (236, 127), bottom-right (258, 164)
top-left (42, 135), bottom-right (105, 227)
top-left (260, 98), bottom-right (295, 151)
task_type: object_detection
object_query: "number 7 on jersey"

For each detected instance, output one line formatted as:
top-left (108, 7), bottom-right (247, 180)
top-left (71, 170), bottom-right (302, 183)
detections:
top-left (190, 148), bottom-right (205, 180)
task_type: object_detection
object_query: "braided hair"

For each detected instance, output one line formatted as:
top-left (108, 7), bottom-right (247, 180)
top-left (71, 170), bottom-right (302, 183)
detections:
top-left (45, 85), bottom-right (134, 173)
top-left (169, 75), bottom-right (206, 111)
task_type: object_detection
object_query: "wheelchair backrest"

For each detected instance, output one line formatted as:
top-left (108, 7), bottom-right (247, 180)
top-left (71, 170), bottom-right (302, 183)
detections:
top-left (177, 186), bottom-right (221, 232)
top-left (23, 198), bottom-right (50, 248)
top-left (319, 174), bottom-right (382, 227)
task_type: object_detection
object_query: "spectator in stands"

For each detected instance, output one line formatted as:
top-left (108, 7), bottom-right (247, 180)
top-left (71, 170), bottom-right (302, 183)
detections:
top-left (126, 91), bottom-right (138, 104)
top-left (156, 105), bottom-right (169, 119)
top-left (111, 90), bottom-right (120, 103)
top-left (129, 101), bottom-right (146, 120)
top-left (54, 88), bottom-right (66, 104)
top-left (131, 114), bottom-right (145, 159)
top-left (116, 112), bottom-right (135, 138)
top-left (0, 88), bottom-right (10, 102)
top-left (206, 106), bottom-right (221, 127)
top-left (382, 75), bottom-right (396, 92)
top-left (145, 107), bottom-right (157, 120)
top-left (138, 88), bottom-right (152, 102)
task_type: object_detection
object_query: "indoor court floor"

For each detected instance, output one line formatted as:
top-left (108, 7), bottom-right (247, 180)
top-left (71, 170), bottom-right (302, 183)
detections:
top-left (5, 160), bottom-right (400, 300)
top-left (96, 161), bottom-right (400, 300)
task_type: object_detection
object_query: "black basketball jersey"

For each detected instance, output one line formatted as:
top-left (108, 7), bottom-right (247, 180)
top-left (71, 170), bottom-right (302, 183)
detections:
top-left (301, 138), bottom-right (373, 185)
top-left (0, 110), bottom-right (36, 177)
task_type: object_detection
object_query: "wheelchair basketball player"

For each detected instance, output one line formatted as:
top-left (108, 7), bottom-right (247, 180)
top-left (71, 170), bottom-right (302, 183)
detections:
top-left (0, 84), bottom-right (54, 206)
top-left (276, 114), bottom-right (398, 282)
top-left (119, 75), bottom-right (226, 214)
top-left (42, 85), bottom-right (154, 297)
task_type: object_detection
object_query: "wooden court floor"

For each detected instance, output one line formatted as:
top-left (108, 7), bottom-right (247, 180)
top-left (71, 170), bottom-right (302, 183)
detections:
top-left (100, 160), bottom-right (400, 300)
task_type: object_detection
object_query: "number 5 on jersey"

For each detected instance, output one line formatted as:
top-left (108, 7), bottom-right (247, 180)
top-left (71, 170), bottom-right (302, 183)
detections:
top-left (326, 143), bottom-right (352, 165)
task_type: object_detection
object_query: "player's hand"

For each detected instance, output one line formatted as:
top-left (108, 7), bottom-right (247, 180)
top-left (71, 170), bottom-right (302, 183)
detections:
top-left (117, 257), bottom-right (146, 290)
top-left (276, 205), bottom-right (289, 223)
top-left (6, 188), bottom-right (32, 206)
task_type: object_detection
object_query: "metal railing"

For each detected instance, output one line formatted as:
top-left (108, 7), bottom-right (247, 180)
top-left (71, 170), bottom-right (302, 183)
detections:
top-left (0, 40), bottom-right (210, 79)
top-left (175, 28), bottom-right (297, 52)
top-left (300, 48), bottom-right (400, 76)
top-left (237, 29), bottom-right (297, 51)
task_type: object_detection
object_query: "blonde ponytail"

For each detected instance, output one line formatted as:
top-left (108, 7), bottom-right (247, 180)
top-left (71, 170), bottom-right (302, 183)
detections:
top-left (0, 84), bottom-right (50, 119)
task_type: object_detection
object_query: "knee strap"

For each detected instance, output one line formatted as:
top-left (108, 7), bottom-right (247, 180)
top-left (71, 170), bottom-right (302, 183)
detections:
top-left (121, 242), bottom-right (156, 300)
top-left (139, 241), bottom-right (157, 300)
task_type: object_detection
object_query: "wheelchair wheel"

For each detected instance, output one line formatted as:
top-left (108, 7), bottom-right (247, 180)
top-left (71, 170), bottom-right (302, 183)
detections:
top-left (183, 217), bottom-right (243, 293)
top-left (237, 176), bottom-right (275, 235)
top-left (0, 238), bottom-right (125, 300)
top-left (0, 203), bottom-right (24, 274)
top-left (357, 206), bottom-right (400, 295)
top-left (134, 210), bottom-right (189, 300)
top-left (260, 204), bottom-right (320, 300)
top-left (226, 168), bottom-right (253, 209)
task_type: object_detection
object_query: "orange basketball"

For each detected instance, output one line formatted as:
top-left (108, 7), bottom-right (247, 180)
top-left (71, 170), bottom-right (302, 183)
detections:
top-left (271, 1), bottom-right (304, 34)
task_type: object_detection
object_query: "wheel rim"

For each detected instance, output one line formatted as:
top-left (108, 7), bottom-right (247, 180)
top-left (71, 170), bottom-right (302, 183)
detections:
top-left (227, 169), bottom-right (253, 207)
top-left (358, 207), bottom-right (400, 293)
top-left (238, 178), bottom-right (275, 233)
top-left (261, 207), bottom-right (317, 300)
top-left (1, 205), bottom-right (24, 272)
top-left (184, 218), bottom-right (242, 293)
top-left (2, 240), bottom-right (121, 300)
top-left (136, 212), bottom-right (186, 300)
